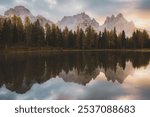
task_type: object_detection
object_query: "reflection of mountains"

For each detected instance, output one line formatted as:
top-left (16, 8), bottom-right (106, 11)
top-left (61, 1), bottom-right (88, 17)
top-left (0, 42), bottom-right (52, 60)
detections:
top-left (0, 51), bottom-right (150, 94)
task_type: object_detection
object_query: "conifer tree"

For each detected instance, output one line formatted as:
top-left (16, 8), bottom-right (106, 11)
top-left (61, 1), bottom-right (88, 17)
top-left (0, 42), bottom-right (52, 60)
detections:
top-left (24, 16), bottom-right (32, 46)
top-left (113, 27), bottom-right (118, 48)
top-left (121, 30), bottom-right (126, 48)
top-left (45, 23), bottom-right (51, 46)
top-left (16, 17), bottom-right (24, 44)
top-left (1, 19), bottom-right (12, 49)
top-left (63, 27), bottom-right (69, 48)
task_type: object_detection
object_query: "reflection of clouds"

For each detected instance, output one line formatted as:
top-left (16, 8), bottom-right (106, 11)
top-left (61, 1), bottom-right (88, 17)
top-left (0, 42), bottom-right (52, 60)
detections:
top-left (125, 63), bottom-right (150, 85)
top-left (115, 95), bottom-right (138, 100)
top-left (121, 63), bottom-right (150, 100)
top-left (0, 86), bottom-right (16, 100)
top-left (133, 64), bottom-right (150, 79)
top-left (0, 74), bottom-right (136, 100)
top-left (0, 62), bottom-right (150, 100)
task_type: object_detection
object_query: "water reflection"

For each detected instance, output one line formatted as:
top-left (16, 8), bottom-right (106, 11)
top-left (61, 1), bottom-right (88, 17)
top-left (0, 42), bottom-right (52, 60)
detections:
top-left (0, 51), bottom-right (150, 99)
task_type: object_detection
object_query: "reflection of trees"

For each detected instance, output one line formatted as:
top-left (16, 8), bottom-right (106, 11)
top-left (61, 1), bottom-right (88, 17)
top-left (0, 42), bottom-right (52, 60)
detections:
top-left (0, 51), bottom-right (150, 93)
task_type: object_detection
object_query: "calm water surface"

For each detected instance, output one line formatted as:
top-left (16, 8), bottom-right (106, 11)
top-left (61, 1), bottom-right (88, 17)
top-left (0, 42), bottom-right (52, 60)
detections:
top-left (0, 51), bottom-right (150, 100)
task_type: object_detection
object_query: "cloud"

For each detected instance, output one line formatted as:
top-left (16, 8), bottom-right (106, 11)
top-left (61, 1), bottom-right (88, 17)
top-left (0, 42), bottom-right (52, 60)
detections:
top-left (14, 0), bottom-right (27, 5)
top-left (0, 5), bottom-right (7, 15)
top-left (46, 0), bottom-right (57, 7)
top-left (138, 0), bottom-right (150, 11)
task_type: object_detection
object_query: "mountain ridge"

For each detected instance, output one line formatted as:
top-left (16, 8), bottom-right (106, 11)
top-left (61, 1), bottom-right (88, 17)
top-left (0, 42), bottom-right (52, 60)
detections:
top-left (4, 5), bottom-right (54, 26)
top-left (2, 5), bottom-right (148, 37)
top-left (57, 12), bottom-right (100, 31)
top-left (101, 13), bottom-right (136, 36)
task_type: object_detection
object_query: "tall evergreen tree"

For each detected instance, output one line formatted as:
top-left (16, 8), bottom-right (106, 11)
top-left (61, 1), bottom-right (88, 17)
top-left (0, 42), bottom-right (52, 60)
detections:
top-left (97, 31), bottom-right (102, 49)
top-left (45, 23), bottom-right (51, 47)
top-left (121, 30), bottom-right (126, 48)
top-left (63, 27), bottom-right (69, 48)
top-left (16, 17), bottom-right (24, 44)
top-left (0, 18), bottom-right (3, 48)
top-left (142, 30), bottom-right (150, 48)
top-left (1, 19), bottom-right (12, 49)
top-left (56, 26), bottom-right (63, 48)
top-left (76, 27), bottom-right (84, 49)
top-left (85, 26), bottom-right (97, 49)
top-left (101, 28), bottom-right (108, 49)
top-left (31, 19), bottom-right (45, 46)
top-left (113, 27), bottom-right (118, 48)
top-left (68, 30), bottom-right (75, 48)
top-left (51, 24), bottom-right (57, 47)
top-left (24, 16), bottom-right (32, 46)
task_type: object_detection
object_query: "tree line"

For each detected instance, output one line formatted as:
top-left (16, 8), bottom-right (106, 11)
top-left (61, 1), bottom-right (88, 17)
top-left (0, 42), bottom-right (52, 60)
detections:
top-left (0, 15), bottom-right (150, 49)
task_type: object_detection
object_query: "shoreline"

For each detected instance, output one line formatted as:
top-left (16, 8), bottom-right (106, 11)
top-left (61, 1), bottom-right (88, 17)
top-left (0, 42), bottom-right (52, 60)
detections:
top-left (1, 47), bottom-right (150, 54)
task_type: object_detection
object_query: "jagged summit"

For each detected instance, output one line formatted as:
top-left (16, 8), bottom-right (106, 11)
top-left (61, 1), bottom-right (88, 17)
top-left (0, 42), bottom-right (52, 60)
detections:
top-left (117, 13), bottom-right (123, 18)
top-left (14, 6), bottom-right (30, 14)
top-left (5, 6), bottom-right (32, 17)
top-left (104, 13), bottom-right (127, 25)
top-left (2, 6), bottom-right (139, 37)
top-left (58, 12), bottom-right (100, 31)
top-left (4, 5), bottom-right (35, 22)
top-left (102, 13), bottom-right (135, 37)
top-left (4, 6), bottom-right (53, 26)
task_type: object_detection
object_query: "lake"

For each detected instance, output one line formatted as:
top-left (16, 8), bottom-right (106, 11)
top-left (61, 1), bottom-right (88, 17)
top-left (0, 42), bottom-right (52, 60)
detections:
top-left (0, 51), bottom-right (150, 100)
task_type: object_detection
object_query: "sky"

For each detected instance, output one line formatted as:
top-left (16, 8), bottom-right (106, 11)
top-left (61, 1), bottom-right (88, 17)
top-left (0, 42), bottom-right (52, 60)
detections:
top-left (0, 0), bottom-right (150, 30)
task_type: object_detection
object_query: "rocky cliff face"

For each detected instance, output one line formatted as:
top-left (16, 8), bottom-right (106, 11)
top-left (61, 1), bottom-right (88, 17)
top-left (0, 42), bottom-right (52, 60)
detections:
top-left (101, 13), bottom-right (136, 37)
top-left (58, 12), bottom-right (100, 31)
top-left (36, 15), bottom-right (53, 26)
top-left (58, 12), bottom-right (136, 36)
top-left (4, 6), bottom-right (53, 26)
top-left (3, 6), bottom-right (144, 37)
top-left (5, 6), bottom-right (35, 22)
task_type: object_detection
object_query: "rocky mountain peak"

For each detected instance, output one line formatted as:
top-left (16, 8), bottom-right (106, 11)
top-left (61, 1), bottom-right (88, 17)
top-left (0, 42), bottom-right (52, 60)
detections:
top-left (4, 6), bottom-right (53, 26)
top-left (2, 6), bottom-right (140, 37)
top-left (117, 13), bottom-right (123, 18)
top-left (58, 12), bottom-right (99, 31)
top-left (79, 12), bottom-right (89, 18)
top-left (111, 15), bottom-right (115, 19)
top-left (5, 5), bottom-right (31, 16)
top-left (104, 13), bottom-right (127, 25)
top-left (80, 12), bottom-right (86, 15)
top-left (14, 6), bottom-right (30, 13)
top-left (4, 5), bottom-right (35, 22)
top-left (102, 13), bottom-right (135, 37)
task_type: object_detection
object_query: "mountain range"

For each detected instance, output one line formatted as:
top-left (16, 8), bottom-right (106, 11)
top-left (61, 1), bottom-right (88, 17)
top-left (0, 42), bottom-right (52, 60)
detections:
top-left (57, 12), bottom-right (100, 31)
top-left (4, 6), bottom-right (54, 26)
top-left (101, 13), bottom-right (135, 36)
top-left (0, 5), bottom-right (144, 37)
